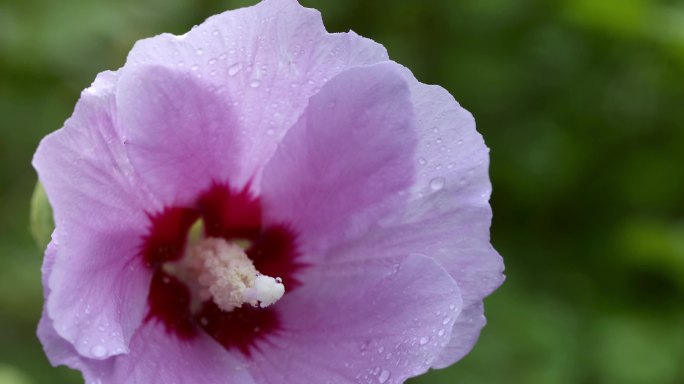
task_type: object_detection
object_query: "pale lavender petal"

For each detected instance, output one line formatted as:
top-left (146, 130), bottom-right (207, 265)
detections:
top-left (37, 240), bottom-right (84, 370)
top-left (261, 62), bottom-right (416, 254)
top-left (86, 323), bottom-right (255, 384)
top-left (39, 240), bottom-right (253, 384)
top-left (431, 302), bottom-right (487, 369)
top-left (123, 0), bottom-right (388, 186)
top-left (315, 68), bottom-right (504, 367)
top-left (248, 254), bottom-right (462, 384)
top-left (40, 316), bottom-right (255, 384)
top-left (399, 68), bottom-right (504, 367)
top-left (33, 72), bottom-right (153, 359)
top-left (117, 65), bottom-right (240, 205)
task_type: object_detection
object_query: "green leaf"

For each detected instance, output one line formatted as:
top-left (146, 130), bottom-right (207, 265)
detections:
top-left (29, 181), bottom-right (53, 251)
top-left (0, 364), bottom-right (33, 384)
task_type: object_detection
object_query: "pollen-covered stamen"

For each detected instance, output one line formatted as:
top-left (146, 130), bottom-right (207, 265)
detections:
top-left (185, 237), bottom-right (285, 312)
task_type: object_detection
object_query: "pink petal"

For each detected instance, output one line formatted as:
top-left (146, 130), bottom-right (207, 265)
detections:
top-left (37, 241), bottom-right (84, 370)
top-left (398, 68), bottom-right (504, 367)
top-left (309, 67), bottom-right (505, 367)
top-left (117, 65), bottom-right (240, 205)
top-left (261, 62), bottom-right (416, 254)
top-left (93, 323), bottom-right (255, 384)
top-left (432, 302), bottom-right (487, 369)
top-left (38, 242), bottom-right (254, 384)
top-left (40, 315), bottom-right (256, 384)
top-left (123, 0), bottom-right (388, 186)
top-left (33, 72), bottom-right (153, 360)
top-left (249, 254), bottom-right (462, 384)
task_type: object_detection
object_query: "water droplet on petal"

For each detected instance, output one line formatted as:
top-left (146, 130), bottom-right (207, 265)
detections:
top-left (91, 345), bottom-right (107, 358)
top-left (250, 80), bottom-right (261, 88)
top-left (378, 369), bottom-right (391, 383)
top-left (419, 337), bottom-right (428, 345)
top-left (429, 177), bottom-right (445, 191)
top-left (196, 48), bottom-right (204, 56)
top-left (228, 63), bottom-right (242, 76)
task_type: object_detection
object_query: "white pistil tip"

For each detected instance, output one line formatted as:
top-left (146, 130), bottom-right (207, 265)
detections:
top-left (187, 238), bottom-right (285, 312)
top-left (243, 275), bottom-right (285, 308)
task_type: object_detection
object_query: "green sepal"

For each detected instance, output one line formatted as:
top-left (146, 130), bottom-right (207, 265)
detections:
top-left (30, 181), bottom-right (54, 251)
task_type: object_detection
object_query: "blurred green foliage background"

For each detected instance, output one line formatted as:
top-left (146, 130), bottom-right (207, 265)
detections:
top-left (1, 0), bottom-right (683, 383)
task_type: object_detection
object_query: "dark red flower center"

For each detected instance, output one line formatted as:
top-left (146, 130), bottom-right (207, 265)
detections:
top-left (141, 182), bottom-right (305, 356)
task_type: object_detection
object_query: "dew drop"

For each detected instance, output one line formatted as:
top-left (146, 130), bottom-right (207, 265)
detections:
top-left (250, 80), bottom-right (261, 88)
top-left (378, 369), bottom-right (391, 383)
top-left (442, 317), bottom-right (451, 325)
top-left (91, 345), bottom-right (107, 358)
top-left (419, 337), bottom-right (428, 345)
top-left (418, 157), bottom-right (427, 166)
top-left (208, 58), bottom-right (217, 65)
top-left (228, 63), bottom-right (243, 76)
top-left (429, 177), bottom-right (445, 191)
top-left (191, 64), bottom-right (199, 71)
top-left (438, 329), bottom-right (445, 337)
top-left (196, 48), bottom-right (204, 56)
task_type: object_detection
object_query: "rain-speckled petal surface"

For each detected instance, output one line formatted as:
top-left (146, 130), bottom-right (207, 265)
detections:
top-left (123, 0), bottom-right (388, 187)
top-left (261, 62), bottom-right (416, 255)
top-left (38, 239), bottom-right (257, 384)
top-left (117, 65), bottom-right (240, 205)
top-left (249, 254), bottom-right (462, 384)
top-left (305, 66), bottom-right (505, 368)
top-left (33, 72), bottom-right (154, 360)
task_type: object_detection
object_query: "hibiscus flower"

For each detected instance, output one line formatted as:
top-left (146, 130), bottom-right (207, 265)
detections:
top-left (33, 0), bottom-right (504, 383)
